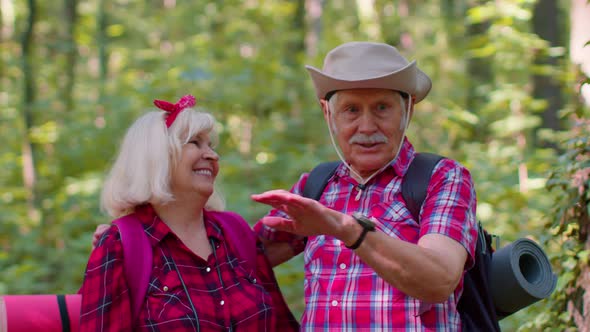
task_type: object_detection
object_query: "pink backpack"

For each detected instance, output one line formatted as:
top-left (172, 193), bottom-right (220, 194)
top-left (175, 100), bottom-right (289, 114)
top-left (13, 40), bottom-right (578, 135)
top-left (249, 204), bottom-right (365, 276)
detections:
top-left (0, 210), bottom-right (257, 331)
top-left (114, 210), bottom-right (258, 324)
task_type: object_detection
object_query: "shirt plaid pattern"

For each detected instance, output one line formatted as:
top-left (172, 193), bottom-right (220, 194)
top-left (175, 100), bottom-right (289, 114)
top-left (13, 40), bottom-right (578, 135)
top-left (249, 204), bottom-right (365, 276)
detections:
top-left (80, 205), bottom-right (299, 332)
top-left (255, 138), bottom-right (478, 331)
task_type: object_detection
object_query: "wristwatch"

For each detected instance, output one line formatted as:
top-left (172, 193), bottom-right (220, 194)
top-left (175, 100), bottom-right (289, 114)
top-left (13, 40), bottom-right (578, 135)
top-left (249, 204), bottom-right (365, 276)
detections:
top-left (345, 212), bottom-right (376, 250)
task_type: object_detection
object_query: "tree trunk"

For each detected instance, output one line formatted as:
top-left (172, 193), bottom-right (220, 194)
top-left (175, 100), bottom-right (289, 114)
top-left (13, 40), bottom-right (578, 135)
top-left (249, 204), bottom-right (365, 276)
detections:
top-left (20, 0), bottom-right (38, 219)
top-left (375, 0), bottom-right (412, 49)
top-left (305, 0), bottom-right (323, 58)
top-left (97, 0), bottom-right (108, 110)
top-left (570, 0), bottom-right (590, 105)
top-left (286, 0), bottom-right (306, 118)
top-left (567, 1), bottom-right (590, 329)
top-left (0, 2), bottom-right (3, 86)
top-left (62, 0), bottom-right (78, 113)
top-left (570, 244), bottom-right (590, 330)
top-left (374, 0), bottom-right (400, 47)
top-left (465, 0), bottom-right (492, 111)
top-left (1, 1), bottom-right (18, 93)
top-left (532, 0), bottom-right (564, 148)
top-left (568, 177), bottom-right (590, 330)
top-left (465, 0), bottom-right (492, 141)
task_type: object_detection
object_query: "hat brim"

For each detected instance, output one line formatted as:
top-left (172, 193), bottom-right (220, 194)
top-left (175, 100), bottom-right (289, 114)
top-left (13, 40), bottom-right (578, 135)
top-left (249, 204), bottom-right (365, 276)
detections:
top-left (305, 61), bottom-right (432, 103)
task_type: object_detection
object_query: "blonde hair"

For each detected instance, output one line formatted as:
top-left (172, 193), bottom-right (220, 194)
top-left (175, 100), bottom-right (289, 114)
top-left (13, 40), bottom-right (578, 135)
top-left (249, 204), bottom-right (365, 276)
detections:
top-left (101, 107), bottom-right (225, 217)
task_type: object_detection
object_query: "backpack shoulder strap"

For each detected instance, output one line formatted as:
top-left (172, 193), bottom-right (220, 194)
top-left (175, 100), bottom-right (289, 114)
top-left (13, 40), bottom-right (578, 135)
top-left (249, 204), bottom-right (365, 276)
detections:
top-left (210, 211), bottom-right (257, 271)
top-left (112, 214), bottom-right (152, 325)
top-left (401, 153), bottom-right (445, 221)
top-left (302, 161), bottom-right (341, 200)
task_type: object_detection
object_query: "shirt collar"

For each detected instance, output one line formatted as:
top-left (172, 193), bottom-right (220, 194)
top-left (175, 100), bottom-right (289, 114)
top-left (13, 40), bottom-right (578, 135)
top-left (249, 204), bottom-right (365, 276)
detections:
top-left (133, 204), bottom-right (223, 245)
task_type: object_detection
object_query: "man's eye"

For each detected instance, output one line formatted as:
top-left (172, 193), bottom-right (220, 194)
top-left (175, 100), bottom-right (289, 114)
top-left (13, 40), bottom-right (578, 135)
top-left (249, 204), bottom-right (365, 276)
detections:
top-left (377, 104), bottom-right (387, 110)
top-left (346, 107), bottom-right (359, 113)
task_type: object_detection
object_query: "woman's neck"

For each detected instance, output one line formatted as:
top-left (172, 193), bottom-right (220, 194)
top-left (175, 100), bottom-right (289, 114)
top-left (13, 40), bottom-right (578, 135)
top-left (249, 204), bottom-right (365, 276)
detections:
top-left (153, 194), bottom-right (207, 236)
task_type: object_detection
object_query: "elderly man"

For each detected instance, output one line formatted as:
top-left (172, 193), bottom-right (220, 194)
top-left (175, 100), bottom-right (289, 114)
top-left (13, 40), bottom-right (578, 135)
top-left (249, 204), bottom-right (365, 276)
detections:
top-left (251, 41), bottom-right (478, 331)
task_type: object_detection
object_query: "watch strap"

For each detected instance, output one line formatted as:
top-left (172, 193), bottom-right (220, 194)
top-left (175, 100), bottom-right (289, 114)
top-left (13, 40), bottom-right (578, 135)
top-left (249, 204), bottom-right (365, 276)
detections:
top-left (345, 227), bottom-right (371, 250)
top-left (345, 214), bottom-right (375, 250)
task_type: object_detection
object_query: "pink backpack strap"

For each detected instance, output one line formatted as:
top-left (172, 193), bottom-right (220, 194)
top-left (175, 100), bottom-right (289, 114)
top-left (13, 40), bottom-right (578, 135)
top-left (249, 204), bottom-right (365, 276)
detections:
top-left (207, 211), bottom-right (257, 271)
top-left (112, 214), bottom-right (152, 325)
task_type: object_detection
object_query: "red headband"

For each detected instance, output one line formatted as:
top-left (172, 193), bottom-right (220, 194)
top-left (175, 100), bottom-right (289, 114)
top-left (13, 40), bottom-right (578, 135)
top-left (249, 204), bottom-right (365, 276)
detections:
top-left (153, 95), bottom-right (196, 127)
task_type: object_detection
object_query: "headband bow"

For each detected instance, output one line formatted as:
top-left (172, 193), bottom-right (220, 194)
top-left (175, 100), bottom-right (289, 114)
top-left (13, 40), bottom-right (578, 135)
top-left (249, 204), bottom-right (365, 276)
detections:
top-left (153, 95), bottom-right (196, 127)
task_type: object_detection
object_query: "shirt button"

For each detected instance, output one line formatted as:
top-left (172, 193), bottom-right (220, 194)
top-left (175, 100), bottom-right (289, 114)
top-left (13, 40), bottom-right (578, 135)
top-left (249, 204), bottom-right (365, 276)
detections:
top-left (339, 263), bottom-right (347, 270)
top-left (252, 278), bottom-right (257, 284)
top-left (331, 300), bottom-right (338, 306)
top-left (220, 300), bottom-right (225, 306)
top-left (163, 286), bottom-right (169, 292)
top-left (206, 267), bottom-right (211, 272)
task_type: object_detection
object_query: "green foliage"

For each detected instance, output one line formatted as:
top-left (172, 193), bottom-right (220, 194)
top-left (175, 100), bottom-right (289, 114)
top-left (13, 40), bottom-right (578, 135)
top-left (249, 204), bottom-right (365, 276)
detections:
top-left (0, 0), bottom-right (585, 327)
top-left (532, 116), bottom-right (590, 331)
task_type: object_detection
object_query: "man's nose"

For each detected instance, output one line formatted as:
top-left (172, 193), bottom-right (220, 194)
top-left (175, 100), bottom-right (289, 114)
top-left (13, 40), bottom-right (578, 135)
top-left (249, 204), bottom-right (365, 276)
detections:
top-left (357, 111), bottom-right (379, 133)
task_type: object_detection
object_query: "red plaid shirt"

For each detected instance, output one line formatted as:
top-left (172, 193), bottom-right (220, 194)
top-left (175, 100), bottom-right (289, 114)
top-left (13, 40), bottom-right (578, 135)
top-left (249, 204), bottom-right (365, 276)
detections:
top-left (80, 205), bottom-right (299, 331)
top-left (255, 138), bottom-right (478, 331)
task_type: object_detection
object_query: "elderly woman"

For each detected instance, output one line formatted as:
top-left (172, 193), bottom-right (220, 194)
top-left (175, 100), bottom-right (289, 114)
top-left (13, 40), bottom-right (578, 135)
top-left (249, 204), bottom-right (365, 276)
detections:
top-left (79, 95), bottom-right (299, 331)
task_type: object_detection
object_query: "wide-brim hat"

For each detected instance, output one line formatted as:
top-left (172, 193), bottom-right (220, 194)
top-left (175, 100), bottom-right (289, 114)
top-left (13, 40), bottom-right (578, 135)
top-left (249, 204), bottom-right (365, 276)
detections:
top-left (305, 42), bottom-right (432, 103)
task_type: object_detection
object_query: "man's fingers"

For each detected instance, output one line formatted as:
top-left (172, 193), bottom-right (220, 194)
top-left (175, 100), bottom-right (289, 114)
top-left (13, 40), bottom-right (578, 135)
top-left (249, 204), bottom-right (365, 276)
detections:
top-left (251, 189), bottom-right (290, 200)
top-left (251, 190), bottom-right (309, 205)
top-left (251, 195), bottom-right (287, 205)
top-left (252, 192), bottom-right (311, 209)
top-left (96, 224), bottom-right (110, 235)
top-left (91, 224), bottom-right (111, 249)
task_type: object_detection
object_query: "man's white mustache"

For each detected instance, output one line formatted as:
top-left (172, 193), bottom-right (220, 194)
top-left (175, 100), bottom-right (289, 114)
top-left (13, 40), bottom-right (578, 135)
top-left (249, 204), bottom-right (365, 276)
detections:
top-left (349, 133), bottom-right (388, 144)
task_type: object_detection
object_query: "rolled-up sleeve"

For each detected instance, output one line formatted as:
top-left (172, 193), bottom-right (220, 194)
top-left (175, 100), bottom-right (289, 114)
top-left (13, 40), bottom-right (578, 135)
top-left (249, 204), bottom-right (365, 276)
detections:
top-left (419, 159), bottom-right (478, 269)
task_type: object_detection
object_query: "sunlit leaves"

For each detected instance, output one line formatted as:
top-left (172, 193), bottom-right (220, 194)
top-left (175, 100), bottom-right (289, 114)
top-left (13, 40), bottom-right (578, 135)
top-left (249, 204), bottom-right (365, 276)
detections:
top-left (1, 1), bottom-right (585, 327)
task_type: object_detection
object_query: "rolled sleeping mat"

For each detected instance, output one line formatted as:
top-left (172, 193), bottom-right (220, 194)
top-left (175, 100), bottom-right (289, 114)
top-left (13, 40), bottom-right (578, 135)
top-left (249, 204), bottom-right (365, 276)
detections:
top-left (0, 294), bottom-right (81, 332)
top-left (490, 238), bottom-right (557, 318)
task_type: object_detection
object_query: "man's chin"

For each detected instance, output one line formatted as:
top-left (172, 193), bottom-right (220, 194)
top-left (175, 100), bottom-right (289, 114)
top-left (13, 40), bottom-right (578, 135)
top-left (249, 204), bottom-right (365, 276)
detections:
top-left (351, 160), bottom-right (392, 176)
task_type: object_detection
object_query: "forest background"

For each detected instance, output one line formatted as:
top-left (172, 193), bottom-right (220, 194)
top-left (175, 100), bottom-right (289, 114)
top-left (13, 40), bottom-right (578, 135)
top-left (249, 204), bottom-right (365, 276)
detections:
top-left (2, 0), bottom-right (590, 331)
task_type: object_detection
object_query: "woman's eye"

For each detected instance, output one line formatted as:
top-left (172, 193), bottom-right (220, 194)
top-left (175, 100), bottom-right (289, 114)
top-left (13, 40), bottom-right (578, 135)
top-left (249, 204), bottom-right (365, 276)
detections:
top-left (189, 140), bottom-right (200, 147)
top-left (377, 104), bottom-right (387, 111)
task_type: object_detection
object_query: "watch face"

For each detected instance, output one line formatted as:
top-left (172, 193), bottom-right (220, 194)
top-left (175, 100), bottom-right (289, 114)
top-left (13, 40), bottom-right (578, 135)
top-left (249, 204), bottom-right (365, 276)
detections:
top-left (352, 212), bottom-right (375, 230)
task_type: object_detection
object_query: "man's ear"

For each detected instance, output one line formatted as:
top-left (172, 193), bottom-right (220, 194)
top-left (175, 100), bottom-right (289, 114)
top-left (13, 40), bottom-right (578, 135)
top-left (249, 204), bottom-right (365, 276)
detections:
top-left (320, 99), bottom-right (330, 122)
top-left (408, 96), bottom-right (416, 121)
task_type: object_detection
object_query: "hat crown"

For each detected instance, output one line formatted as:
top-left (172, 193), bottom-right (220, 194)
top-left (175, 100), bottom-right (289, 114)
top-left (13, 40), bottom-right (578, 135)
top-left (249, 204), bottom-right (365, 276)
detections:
top-left (322, 42), bottom-right (411, 80)
top-left (305, 41), bottom-right (432, 102)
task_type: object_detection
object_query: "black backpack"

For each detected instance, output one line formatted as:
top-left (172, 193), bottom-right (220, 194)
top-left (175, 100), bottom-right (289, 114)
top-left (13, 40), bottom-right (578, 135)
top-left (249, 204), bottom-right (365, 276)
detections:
top-left (302, 153), bottom-right (501, 332)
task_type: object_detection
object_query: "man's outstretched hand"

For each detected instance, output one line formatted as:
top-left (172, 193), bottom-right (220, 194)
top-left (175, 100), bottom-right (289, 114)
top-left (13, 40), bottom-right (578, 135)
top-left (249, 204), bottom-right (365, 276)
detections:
top-left (251, 190), bottom-right (346, 238)
top-left (92, 224), bottom-right (111, 249)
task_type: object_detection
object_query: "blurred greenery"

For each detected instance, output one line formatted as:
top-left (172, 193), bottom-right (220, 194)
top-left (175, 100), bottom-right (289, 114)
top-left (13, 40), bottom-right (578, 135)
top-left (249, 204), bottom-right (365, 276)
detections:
top-left (1, 0), bottom-right (589, 330)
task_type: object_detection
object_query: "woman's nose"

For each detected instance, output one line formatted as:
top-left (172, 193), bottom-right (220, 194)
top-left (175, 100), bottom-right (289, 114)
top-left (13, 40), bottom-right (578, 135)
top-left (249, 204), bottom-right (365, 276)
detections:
top-left (204, 146), bottom-right (219, 160)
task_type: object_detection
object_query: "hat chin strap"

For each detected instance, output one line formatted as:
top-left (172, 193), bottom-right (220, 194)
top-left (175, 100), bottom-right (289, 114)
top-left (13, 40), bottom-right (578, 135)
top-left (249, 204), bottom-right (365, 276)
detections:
top-left (326, 97), bottom-right (412, 201)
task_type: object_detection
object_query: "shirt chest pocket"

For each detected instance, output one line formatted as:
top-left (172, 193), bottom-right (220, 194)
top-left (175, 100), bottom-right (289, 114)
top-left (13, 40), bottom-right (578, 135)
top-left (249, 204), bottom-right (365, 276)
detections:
top-left (144, 267), bottom-right (205, 321)
top-left (370, 194), bottom-right (420, 243)
top-left (230, 264), bottom-right (273, 305)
